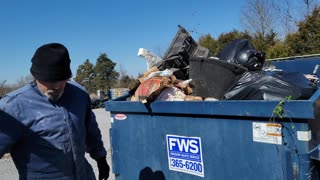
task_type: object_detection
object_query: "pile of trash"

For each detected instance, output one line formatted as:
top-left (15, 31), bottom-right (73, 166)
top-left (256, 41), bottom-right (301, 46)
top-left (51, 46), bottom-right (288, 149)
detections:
top-left (90, 93), bottom-right (108, 109)
top-left (128, 25), bottom-right (318, 103)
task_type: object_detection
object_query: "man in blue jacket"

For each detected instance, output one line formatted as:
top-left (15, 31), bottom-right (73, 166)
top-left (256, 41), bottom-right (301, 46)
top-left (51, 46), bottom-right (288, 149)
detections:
top-left (0, 43), bottom-right (110, 180)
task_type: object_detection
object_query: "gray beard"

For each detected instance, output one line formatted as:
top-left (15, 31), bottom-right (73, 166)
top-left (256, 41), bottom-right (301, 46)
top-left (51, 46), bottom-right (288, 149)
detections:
top-left (44, 90), bottom-right (64, 101)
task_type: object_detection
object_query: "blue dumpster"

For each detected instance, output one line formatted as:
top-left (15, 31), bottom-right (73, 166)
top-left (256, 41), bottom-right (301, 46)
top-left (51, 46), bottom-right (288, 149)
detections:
top-left (105, 56), bottom-right (320, 180)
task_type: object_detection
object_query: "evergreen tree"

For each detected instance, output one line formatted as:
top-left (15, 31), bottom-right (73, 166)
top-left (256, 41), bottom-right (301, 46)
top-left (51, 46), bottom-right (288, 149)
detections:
top-left (286, 7), bottom-right (320, 55)
top-left (251, 30), bottom-right (277, 53)
top-left (74, 59), bottom-right (95, 93)
top-left (265, 40), bottom-right (293, 59)
top-left (93, 53), bottom-right (119, 91)
top-left (198, 34), bottom-right (217, 55)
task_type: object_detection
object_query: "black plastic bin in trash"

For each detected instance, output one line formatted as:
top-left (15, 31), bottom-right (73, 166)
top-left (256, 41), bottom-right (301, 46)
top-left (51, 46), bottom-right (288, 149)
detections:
top-left (189, 57), bottom-right (247, 100)
top-left (105, 56), bottom-right (320, 180)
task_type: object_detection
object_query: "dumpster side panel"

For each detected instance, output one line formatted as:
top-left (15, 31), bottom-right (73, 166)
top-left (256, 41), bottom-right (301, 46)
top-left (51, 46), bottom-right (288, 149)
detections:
top-left (270, 57), bottom-right (320, 74)
top-left (110, 111), bottom-right (313, 180)
top-left (106, 56), bottom-right (320, 179)
top-left (105, 100), bottom-right (316, 119)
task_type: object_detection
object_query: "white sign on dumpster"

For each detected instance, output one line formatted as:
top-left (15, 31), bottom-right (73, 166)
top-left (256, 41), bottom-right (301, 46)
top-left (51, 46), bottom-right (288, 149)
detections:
top-left (252, 122), bottom-right (282, 145)
top-left (166, 134), bottom-right (204, 177)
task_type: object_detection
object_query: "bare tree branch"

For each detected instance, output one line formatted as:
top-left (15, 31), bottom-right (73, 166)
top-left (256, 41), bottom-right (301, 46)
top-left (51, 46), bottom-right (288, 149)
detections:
top-left (241, 0), bottom-right (279, 37)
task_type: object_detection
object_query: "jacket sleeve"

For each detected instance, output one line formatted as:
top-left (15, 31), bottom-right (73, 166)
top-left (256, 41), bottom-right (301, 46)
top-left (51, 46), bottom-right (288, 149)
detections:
top-left (0, 97), bottom-right (24, 158)
top-left (85, 108), bottom-right (107, 160)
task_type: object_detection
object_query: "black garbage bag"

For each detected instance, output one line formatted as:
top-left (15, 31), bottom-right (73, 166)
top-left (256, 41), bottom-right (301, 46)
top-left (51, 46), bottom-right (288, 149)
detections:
top-left (217, 39), bottom-right (265, 71)
top-left (224, 71), bottom-right (317, 100)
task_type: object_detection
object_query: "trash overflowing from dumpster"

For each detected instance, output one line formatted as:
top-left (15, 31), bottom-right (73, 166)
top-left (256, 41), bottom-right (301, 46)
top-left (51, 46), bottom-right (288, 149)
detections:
top-left (105, 25), bottom-right (320, 179)
top-left (126, 25), bottom-right (319, 103)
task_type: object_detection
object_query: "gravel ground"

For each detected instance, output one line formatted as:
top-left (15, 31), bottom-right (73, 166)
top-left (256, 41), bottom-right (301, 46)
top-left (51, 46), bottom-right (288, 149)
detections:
top-left (0, 108), bottom-right (115, 180)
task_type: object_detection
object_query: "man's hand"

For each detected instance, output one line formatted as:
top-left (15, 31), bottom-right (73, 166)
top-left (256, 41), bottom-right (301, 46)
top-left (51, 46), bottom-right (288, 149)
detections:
top-left (96, 157), bottom-right (110, 180)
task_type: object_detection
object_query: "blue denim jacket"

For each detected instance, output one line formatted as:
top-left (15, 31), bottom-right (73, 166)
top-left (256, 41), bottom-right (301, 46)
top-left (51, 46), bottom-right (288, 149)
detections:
top-left (0, 81), bottom-right (106, 180)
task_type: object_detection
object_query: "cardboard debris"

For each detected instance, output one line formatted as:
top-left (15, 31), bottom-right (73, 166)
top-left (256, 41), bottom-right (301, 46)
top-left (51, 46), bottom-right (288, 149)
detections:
top-left (184, 95), bottom-right (203, 101)
top-left (133, 76), bottom-right (172, 103)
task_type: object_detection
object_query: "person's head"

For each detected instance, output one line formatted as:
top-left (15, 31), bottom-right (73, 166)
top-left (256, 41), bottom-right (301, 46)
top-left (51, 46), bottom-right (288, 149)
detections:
top-left (30, 43), bottom-right (72, 101)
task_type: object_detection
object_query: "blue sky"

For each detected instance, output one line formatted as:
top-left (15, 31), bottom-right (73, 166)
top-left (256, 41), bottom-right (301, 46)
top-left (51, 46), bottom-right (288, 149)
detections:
top-left (0, 0), bottom-right (245, 84)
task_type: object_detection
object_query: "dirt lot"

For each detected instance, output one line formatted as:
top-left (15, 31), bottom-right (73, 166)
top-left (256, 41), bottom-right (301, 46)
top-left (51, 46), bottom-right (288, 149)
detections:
top-left (0, 108), bottom-right (115, 180)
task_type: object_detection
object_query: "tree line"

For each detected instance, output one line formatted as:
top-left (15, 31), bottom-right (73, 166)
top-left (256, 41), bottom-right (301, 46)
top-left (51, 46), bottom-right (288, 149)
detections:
top-left (0, 53), bottom-right (137, 97)
top-left (73, 53), bottom-right (137, 94)
top-left (198, 3), bottom-right (320, 59)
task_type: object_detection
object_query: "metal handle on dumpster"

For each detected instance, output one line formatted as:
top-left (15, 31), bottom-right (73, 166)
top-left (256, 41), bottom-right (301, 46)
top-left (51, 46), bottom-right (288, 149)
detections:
top-left (312, 64), bottom-right (319, 75)
top-left (311, 64), bottom-right (320, 86)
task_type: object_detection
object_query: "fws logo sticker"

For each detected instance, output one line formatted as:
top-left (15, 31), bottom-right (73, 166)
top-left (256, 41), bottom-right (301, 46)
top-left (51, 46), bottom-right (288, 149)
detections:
top-left (166, 134), bottom-right (204, 177)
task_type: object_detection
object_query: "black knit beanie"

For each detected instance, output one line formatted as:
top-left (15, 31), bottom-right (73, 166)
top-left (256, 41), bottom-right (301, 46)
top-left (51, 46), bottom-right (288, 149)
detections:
top-left (30, 43), bottom-right (72, 82)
